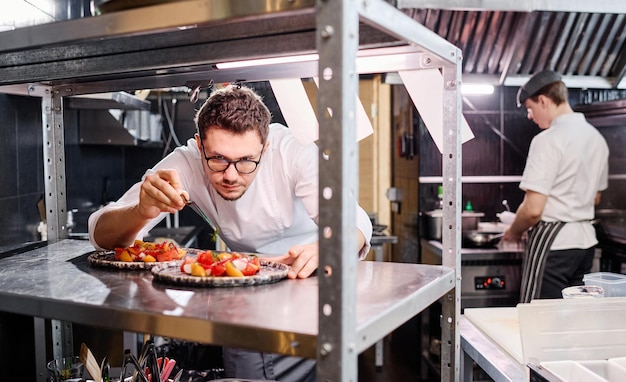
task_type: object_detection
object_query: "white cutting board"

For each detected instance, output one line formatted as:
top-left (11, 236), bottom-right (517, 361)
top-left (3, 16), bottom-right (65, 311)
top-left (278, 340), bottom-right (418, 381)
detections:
top-left (464, 307), bottom-right (524, 364)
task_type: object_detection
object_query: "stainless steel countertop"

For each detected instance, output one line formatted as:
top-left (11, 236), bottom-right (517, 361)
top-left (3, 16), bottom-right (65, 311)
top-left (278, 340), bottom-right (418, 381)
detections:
top-left (0, 239), bottom-right (455, 359)
top-left (460, 316), bottom-right (527, 382)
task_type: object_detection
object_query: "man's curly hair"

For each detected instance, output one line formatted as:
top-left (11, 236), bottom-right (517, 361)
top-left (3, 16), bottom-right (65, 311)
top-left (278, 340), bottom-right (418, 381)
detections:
top-left (195, 84), bottom-right (271, 144)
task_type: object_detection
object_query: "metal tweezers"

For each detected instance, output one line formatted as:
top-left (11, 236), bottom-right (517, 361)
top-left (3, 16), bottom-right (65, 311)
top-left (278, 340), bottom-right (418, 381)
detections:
top-left (181, 194), bottom-right (217, 231)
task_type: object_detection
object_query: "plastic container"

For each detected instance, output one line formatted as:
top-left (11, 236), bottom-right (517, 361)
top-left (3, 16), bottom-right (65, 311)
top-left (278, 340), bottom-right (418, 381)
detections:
top-left (583, 272), bottom-right (626, 297)
top-left (562, 285), bottom-right (605, 299)
top-left (580, 360), bottom-right (626, 382)
top-left (540, 361), bottom-right (608, 382)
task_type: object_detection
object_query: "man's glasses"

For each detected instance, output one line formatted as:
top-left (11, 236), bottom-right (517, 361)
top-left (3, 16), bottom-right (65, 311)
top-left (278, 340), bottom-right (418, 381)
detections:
top-left (200, 139), bottom-right (263, 174)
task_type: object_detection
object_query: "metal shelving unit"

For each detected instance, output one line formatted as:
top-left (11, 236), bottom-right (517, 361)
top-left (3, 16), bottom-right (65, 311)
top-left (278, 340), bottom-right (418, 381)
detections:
top-left (0, 1), bottom-right (463, 380)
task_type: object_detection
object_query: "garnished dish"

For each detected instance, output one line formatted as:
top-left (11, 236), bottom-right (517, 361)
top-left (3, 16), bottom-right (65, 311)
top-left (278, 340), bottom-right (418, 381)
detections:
top-left (151, 250), bottom-right (290, 287)
top-left (180, 250), bottom-right (260, 277)
top-left (115, 240), bottom-right (186, 263)
top-left (87, 240), bottom-right (186, 270)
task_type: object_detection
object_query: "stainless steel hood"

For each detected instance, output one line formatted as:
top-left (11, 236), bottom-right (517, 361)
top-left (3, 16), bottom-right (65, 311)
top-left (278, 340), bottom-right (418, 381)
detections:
top-left (67, 92), bottom-right (154, 146)
top-left (574, 99), bottom-right (626, 127)
top-left (77, 109), bottom-right (137, 145)
top-left (67, 92), bottom-right (151, 110)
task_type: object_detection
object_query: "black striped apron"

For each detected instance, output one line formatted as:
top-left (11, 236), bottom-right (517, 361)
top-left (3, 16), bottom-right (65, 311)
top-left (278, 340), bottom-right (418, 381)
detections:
top-left (520, 221), bottom-right (566, 303)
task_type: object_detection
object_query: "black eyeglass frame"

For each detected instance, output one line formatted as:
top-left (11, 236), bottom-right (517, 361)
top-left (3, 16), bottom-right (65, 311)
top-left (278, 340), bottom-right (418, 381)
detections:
top-left (199, 139), bottom-right (264, 174)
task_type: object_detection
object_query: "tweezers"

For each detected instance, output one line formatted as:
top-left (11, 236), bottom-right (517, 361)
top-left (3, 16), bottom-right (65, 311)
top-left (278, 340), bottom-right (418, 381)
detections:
top-left (181, 194), bottom-right (217, 231)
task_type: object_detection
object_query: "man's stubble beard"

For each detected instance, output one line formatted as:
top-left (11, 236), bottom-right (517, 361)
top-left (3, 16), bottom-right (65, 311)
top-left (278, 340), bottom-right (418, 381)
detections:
top-left (216, 182), bottom-right (246, 201)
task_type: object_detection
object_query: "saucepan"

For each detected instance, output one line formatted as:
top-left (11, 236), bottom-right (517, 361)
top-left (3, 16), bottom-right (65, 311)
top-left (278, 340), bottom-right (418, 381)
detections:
top-left (463, 230), bottom-right (504, 248)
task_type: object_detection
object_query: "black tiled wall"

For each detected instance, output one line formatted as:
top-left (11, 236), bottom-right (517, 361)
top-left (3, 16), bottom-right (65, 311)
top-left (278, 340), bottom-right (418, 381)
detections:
top-left (0, 95), bottom-right (44, 245)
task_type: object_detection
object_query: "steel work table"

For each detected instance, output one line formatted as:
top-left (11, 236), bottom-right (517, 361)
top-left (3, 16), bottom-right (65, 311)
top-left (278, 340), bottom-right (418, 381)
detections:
top-left (460, 316), bottom-right (527, 382)
top-left (0, 239), bottom-right (454, 359)
top-left (370, 234), bottom-right (398, 262)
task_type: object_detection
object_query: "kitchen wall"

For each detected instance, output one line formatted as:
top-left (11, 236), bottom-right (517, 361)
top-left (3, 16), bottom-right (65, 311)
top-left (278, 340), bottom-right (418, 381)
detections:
top-left (391, 84), bottom-right (626, 263)
top-left (0, 95), bottom-right (45, 246)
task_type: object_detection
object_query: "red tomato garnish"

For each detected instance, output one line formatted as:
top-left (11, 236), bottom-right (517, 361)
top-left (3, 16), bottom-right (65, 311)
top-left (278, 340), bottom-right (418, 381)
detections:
top-left (114, 240), bottom-right (185, 263)
top-left (196, 251), bottom-right (214, 267)
top-left (241, 262), bottom-right (259, 276)
top-left (211, 262), bottom-right (226, 276)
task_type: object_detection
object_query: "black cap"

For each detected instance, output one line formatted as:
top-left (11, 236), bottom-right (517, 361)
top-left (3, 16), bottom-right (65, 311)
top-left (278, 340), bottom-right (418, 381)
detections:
top-left (516, 70), bottom-right (562, 107)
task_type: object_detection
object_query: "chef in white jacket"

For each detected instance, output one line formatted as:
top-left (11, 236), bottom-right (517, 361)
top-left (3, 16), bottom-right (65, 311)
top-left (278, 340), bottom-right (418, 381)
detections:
top-left (89, 84), bottom-right (372, 381)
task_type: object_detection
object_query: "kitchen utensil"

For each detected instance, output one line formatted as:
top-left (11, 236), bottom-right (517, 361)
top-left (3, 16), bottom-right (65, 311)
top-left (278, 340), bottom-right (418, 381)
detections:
top-left (160, 358), bottom-right (176, 381)
top-left (149, 339), bottom-right (161, 382)
top-left (123, 349), bottom-right (149, 382)
top-left (172, 369), bottom-right (183, 382)
top-left (181, 194), bottom-right (219, 242)
top-left (424, 210), bottom-right (485, 240)
top-left (101, 356), bottom-right (110, 382)
top-left (80, 343), bottom-right (102, 382)
top-left (46, 356), bottom-right (84, 382)
top-left (502, 199), bottom-right (510, 212)
top-left (463, 230), bottom-right (504, 247)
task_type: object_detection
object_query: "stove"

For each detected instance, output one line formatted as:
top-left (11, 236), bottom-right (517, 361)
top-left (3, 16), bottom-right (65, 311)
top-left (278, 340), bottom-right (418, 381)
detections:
top-left (421, 240), bottom-right (523, 309)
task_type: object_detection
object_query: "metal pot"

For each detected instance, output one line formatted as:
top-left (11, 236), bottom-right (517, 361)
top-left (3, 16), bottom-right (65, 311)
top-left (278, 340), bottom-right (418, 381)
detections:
top-left (424, 210), bottom-right (485, 240)
top-left (463, 230), bottom-right (504, 248)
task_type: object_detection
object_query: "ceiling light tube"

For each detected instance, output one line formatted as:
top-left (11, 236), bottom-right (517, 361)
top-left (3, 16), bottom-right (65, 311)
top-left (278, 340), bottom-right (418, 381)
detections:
top-left (216, 54), bottom-right (319, 69)
top-left (461, 83), bottom-right (495, 95)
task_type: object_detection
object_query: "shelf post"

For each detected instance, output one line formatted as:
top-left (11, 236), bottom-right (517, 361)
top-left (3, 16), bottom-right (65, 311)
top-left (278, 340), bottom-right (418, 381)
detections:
top-left (41, 86), bottom-right (70, 242)
top-left (316, 0), bottom-right (360, 380)
top-left (440, 48), bottom-right (464, 382)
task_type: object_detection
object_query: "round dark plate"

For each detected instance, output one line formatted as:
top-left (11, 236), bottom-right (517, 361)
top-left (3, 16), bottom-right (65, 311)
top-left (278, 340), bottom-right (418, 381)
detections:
top-left (151, 260), bottom-right (289, 287)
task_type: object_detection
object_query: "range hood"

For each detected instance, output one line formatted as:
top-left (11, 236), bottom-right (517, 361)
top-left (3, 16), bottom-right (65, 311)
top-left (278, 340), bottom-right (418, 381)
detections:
top-left (78, 109), bottom-right (137, 145)
top-left (71, 92), bottom-right (158, 146)
top-left (67, 92), bottom-right (151, 110)
top-left (574, 99), bottom-right (626, 128)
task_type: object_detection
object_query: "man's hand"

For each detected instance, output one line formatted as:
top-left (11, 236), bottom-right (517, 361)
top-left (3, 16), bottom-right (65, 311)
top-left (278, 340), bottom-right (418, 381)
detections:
top-left (270, 242), bottom-right (319, 279)
top-left (138, 169), bottom-right (188, 218)
top-left (93, 169), bottom-right (187, 250)
top-left (501, 189), bottom-right (546, 245)
top-left (502, 227), bottom-right (524, 244)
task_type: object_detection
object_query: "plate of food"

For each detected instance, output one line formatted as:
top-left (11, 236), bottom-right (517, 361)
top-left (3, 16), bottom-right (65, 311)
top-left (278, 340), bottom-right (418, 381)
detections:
top-left (151, 249), bottom-right (290, 287)
top-left (87, 240), bottom-right (186, 270)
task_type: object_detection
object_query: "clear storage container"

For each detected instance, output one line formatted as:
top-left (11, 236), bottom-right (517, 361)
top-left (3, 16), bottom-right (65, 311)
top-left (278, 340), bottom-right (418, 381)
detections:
top-left (583, 272), bottom-right (626, 297)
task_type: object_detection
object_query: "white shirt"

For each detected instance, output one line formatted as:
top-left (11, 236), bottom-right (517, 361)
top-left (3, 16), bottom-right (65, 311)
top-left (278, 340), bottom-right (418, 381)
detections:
top-left (519, 113), bottom-right (609, 250)
top-left (89, 124), bottom-right (373, 257)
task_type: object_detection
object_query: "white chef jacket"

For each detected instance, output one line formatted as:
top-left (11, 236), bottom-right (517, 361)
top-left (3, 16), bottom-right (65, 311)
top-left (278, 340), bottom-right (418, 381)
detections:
top-left (519, 112), bottom-right (609, 250)
top-left (89, 123), bottom-right (373, 257)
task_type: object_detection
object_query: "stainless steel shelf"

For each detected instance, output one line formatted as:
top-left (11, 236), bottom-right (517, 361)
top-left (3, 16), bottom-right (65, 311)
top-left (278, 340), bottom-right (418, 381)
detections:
top-left (0, 239), bottom-right (454, 358)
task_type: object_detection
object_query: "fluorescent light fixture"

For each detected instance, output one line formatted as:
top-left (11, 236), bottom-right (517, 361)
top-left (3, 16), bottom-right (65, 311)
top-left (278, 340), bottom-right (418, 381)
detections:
top-left (216, 54), bottom-right (319, 69)
top-left (461, 83), bottom-right (494, 95)
top-left (215, 50), bottom-right (424, 74)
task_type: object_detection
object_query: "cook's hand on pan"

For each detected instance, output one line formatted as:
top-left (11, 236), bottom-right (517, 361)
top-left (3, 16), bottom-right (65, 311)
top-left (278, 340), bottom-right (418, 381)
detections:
top-left (138, 169), bottom-right (188, 219)
top-left (502, 227), bottom-right (527, 248)
top-left (270, 242), bottom-right (319, 279)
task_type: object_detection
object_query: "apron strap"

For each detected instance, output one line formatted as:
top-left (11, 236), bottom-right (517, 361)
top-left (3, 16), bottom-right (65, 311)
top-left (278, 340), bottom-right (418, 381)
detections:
top-left (520, 221), bottom-right (566, 303)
